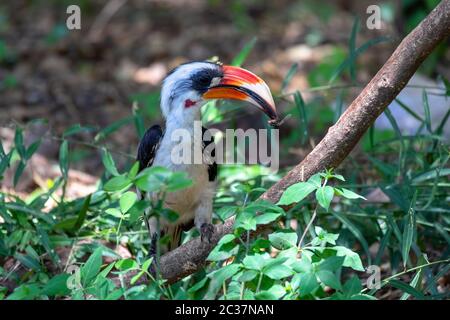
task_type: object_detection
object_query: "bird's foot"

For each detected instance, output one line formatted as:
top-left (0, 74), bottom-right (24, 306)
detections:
top-left (200, 223), bottom-right (214, 243)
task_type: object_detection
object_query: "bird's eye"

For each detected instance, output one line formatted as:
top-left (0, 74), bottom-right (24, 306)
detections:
top-left (197, 75), bottom-right (211, 86)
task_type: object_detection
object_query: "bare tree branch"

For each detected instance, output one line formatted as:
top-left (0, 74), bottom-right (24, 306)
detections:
top-left (129, 0), bottom-right (450, 285)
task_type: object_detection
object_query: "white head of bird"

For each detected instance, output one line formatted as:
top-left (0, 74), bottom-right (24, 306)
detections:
top-left (160, 61), bottom-right (278, 130)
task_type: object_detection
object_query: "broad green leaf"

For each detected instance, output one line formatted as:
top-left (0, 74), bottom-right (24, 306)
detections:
top-left (296, 272), bottom-right (319, 296)
top-left (318, 256), bottom-right (345, 272)
top-left (264, 264), bottom-right (293, 280)
top-left (277, 182), bottom-right (316, 206)
top-left (317, 270), bottom-right (341, 290)
top-left (234, 211), bottom-right (257, 231)
top-left (343, 275), bottom-right (362, 297)
top-left (119, 191), bottom-right (137, 214)
top-left (239, 270), bottom-right (259, 282)
top-left (115, 259), bottom-right (138, 271)
top-left (315, 186), bottom-right (334, 210)
top-left (255, 211), bottom-right (282, 225)
top-left (269, 232), bottom-right (298, 250)
top-left (42, 273), bottom-right (70, 296)
top-left (103, 175), bottom-right (132, 192)
top-left (255, 285), bottom-right (285, 300)
top-left (243, 254), bottom-right (267, 271)
top-left (105, 208), bottom-right (123, 218)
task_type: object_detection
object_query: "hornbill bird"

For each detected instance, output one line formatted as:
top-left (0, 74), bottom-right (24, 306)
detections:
top-left (137, 61), bottom-right (278, 253)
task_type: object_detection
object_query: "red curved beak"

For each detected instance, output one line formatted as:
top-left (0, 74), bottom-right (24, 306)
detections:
top-left (202, 65), bottom-right (278, 122)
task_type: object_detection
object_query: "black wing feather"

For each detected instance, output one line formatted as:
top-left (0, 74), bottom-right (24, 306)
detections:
top-left (137, 125), bottom-right (163, 172)
top-left (202, 126), bottom-right (217, 182)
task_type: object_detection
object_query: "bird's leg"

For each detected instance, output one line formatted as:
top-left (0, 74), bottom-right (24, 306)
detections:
top-left (195, 188), bottom-right (215, 243)
top-left (144, 214), bottom-right (159, 276)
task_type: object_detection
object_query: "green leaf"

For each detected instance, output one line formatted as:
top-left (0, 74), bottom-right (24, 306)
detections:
top-left (0, 151), bottom-right (13, 177)
top-left (315, 186), bottom-right (334, 210)
top-left (73, 194), bottom-right (91, 232)
top-left (296, 272), bottom-right (319, 296)
top-left (264, 264), bottom-right (293, 280)
top-left (205, 264), bottom-right (240, 299)
top-left (343, 275), bottom-right (362, 297)
top-left (281, 63), bottom-right (298, 92)
top-left (308, 173), bottom-right (322, 188)
top-left (115, 258), bottom-right (138, 271)
top-left (103, 175), bottom-right (132, 192)
top-left (255, 285), bottom-right (285, 300)
top-left (94, 116), bottom-right (133, 142)
top-left (105, 208), bottom-right (123, 218)
top-left (239, 270), bottom-right (259, 282)
top-left (389, 279), bottom-right (425, 299)
top-left (81, 247), bottom-right (103, 287)
top-left (14, 253), bottom-right (41, 271)
top-left (166, 172), bottom-right (193, 192)
top-left (269, 232), bottom-right (298, 250)
top-left (243, 254), bottom-right (267, 271)
top-left (134, 166), bottom-right (172, 192)
top-left (63, 124), bottom-right (95, 137)
top-left (234, 211), bottom-right (257, 231)
top-left (402, 192), bottom-right (416, 267)
top-left (25, 139), bottom-right (41, 160)
top-left (422, 90), bottom-right (432, 133)
top-left (59, 140), bottom-right (69, 179)
top-left (127, 162), bottom-right (140, 179)
top-left (13, 161), bottom-right (25, 187)
top-left (334, 246), bottom-right (364, 271)
top-left (318, 256), bottom-right (345, 272)
top-left (160, 208), bottom-right (179, 223)
top-left (102, 149), bottom-right (120, 176)
top-left (255, 211), bottom-right (282, 225)
top-left (335, 187), bottom-right (366, 200)
top-left (231, 37), bottom-right (257, 67)
top-left (207, 241), bottom-right (239, 262)
top-left (36, 227), bottom-right (60, 265)
top-left (317, 270), bottom-right (341, 290)
top-left (277, 182), bottom-right (317, 206)
top-left (119, 191), bottom-right (137, 214)
top-left (14, 127), bottom-right (25, 160)
top-left (293, 91), bottom-right (309, 144)
top-left (42, 273), bottom-right (70, 296)
top-left (330, 211), bottom-right (371, 265)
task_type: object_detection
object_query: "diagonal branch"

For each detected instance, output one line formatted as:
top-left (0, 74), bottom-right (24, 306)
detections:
top-left (139, 0), bottom-right (450, 285)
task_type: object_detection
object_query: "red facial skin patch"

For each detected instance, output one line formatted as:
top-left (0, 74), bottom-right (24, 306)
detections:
top-left (184, 99), bottom-right (197, 108)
